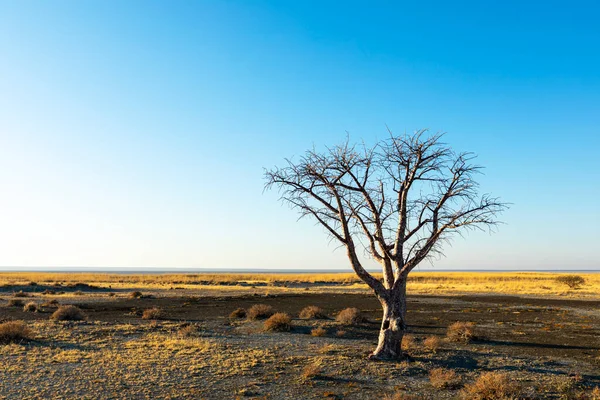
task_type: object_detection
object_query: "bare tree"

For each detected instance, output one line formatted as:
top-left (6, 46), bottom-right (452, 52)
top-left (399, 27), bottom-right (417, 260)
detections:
top-left (264, 130), bottom-right (507, 360)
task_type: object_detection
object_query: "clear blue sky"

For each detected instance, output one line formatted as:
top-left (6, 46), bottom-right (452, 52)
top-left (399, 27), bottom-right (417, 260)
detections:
top-left (1, 1), bottom-right (598, 270)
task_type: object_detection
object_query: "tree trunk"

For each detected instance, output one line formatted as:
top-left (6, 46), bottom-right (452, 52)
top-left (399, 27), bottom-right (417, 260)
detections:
top-left (370, 281), bottom-right (407, 360)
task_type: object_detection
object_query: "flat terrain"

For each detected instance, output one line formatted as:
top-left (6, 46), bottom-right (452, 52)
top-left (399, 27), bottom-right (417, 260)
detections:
top-left (1, 274), bottom-right (599, 399)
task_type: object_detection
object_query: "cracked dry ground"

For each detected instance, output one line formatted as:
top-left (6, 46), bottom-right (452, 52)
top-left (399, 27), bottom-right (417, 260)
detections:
top-left (1, 293), bottom-right (599, 399)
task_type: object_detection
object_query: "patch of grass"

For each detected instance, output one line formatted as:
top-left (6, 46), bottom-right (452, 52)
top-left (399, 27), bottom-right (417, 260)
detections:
top-left (23, 302), bottom-right (38, 312)
top-left (177, 324), bottom-right (197, 337)
top-left (7, 299), bottom-right (24, 307)
top-left (335, 307), bottom-right (364, 325)
top-left (423, 335), bottom-right (441, 353)
top-left (263, 313), bottom-right (291, 332)
top-left (429, 368), bottom-right (461, 389)
top-left (229, 308), bottom-right (246, 319)
top-left (301, 359), bottom-right (323, 380)
top-left (0, 321), bottom-right (33, 344)
top-left (128, 291), bottom-right (143, 299)
top-left (142, 307), bottom-right (163, 320)
top-left (459, 372), bottom-right (522, 400)
top-left (446, 321), bottom-right (475, 343)
top-left (401, 334), bottom-right (418, 352)
top-left (51, 305), bottom-right (86, 321)
top-left (247, 304), bottom-right (275, 320)
top-left (299, 305), bottom-right (327, 319)
top-left (310, 327), bottom-right (327, 337)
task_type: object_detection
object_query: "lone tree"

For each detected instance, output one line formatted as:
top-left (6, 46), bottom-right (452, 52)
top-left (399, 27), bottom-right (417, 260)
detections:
top-left (265, 130), bottom-right (507, 360)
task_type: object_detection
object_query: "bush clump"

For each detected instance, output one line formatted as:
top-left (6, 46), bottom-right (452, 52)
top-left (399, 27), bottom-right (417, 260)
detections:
top-left (301, 359), bottom-right (322, 380)
top-left (229, 308), bottom-right (247, 319)
top-left (310, 327), bottom-right (327, 337)
top-left (247, 304), bottom-right (275, 320)
top-left (299, 306), bottom-right (327, 319)
top-left (128, 291), bottom-right (143, 299)
top-left (7, 299), bottom-right (24, 307)
top-left (402, 334), bottom-right (418, 352)
top-left (423, 335), bottom-right (441, 353)
top-left (23, 302), bottom-right (38, 312)
top-left (0, 321), bottom-right (33, 344)
top-left (459, 372), bottom-right (522, 400)
top-left (556, 275), bottom-right (586, 290)
top-left (51, 305), bottom-right (86, 321)
top-left (263, 312), bottom-right (292, 332)
top-left (446, 321), bottom-right (475, 343)
top-left (41, 299), bottom-right (59, 308)
top-left (142, 307), bottom-right (163, 320)
top-left (13, 291), bottom-right (29, 298)
top-left (336, 307), bottom-right (364, 325)
top-left (429, 368), bottom-right (461, 389)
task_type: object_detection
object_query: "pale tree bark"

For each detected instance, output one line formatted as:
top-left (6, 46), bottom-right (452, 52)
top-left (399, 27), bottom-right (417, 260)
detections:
top-left (265, 130), bottom-right (507, 360)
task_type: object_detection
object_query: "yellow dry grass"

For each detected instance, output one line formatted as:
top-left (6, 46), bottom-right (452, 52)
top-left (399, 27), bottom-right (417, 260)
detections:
top-left (0, 271), bottom-right (599, 298)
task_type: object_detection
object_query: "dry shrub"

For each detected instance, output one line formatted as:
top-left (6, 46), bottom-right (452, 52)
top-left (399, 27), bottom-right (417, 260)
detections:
top-left (128, 291), bottom-right (143, 299)
top-left (13, 291), bottom-right (28, 298)
top-left (247, 304), bottom-right (275, 320)
top-left (108, 292), bottom-right (116, 297)
top-left (51, 305), bottom-right (86, 321)
top-left (229, 308), bottom-right (246, 319)
top-left (0, 321), bottom-right (33, 344)
top-left (177, 325), bottom-right (197, 337)
top-left (301, 359), bottom-right (322, 380)
top-left (589, 387), bottom-right (600, 400)
top-left (299, 306), bottom-right (327, 319)
top-left (447, 321), bottom-right (475, 343)
top-left (556, 275), bottom-right (586, 290)
top-left (74, 290), bottom-right (84, 296)
top-left (402, 334), bottom-right (418, 352)
top-left (460, 372), bottom-right (522, 400)
top-left (142, 307), bottom-right (163, 320)
top-left (311, 327), bottom-right (327, 337)
top-left (7, 299), bottom-right (24, 307)
top-left (41, 299), bottom-right (59, 307)
top-left (23, 302), bottom-right (38, 312)
top-left (429, 368), bottom-right (460, 389)
top-left (424, 335), bottom-right (442, 353)
top-left (263, 313), bottom-right (291, 332)
top-left (336, 330), bottom-right (346, 337)
top-left (336, 307), bottom-right (364, 325)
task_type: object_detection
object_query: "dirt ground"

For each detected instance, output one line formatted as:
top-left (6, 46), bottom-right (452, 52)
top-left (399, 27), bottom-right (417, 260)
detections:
top-left (1, 288), bottom-right (599, 399)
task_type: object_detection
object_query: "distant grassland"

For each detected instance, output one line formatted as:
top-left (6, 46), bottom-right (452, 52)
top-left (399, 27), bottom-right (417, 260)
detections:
top-left (0, 271), bottom-right (599, 298)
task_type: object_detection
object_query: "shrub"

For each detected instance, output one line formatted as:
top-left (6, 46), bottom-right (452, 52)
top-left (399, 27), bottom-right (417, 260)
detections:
top-left (229, 308), bottom-right (246, 319)
top-left (383, 392), bottom-right (417, 400)
top-left (301, 360), bottom-right (322, 380)
top-left (7, 299), bottom-right (24, 307)
top-left (42, 289), bottom-right (56, 295)
top-left (142, 307), bottom-right (163, 320)
top-left (13, 291), bottom-right (28, 298)
top-left (128, 291), bottom-right (143, 299)
top-left (402, 334), bottom-right (418, 352)
top-left (41, 299), bottom-right (59, 308)
top-left (590, 387), bottom-right (600, 400)
top-left (424, 336), bottom-right (441, 353)
top-left (74, 291), bottom-right (84, 296)
top-left (336, 330), bottom-right (346, 337)
top-left (0, 321), bottom-right (33, 344)
top-left (51, 305), bottom-right (86, 321)
top-left (263, 313), bottom-right (291, 332)
top-left (336, 308), bottom-right (364, 325)
top-left (460, 372), bottom-right (522, 400)
top-left (446, 322), bottom-right (475, 343)
top-left (108, 292), bottom-right (116, 297)
top-left (178, 325), bottom-right (197, 337)
top-left (429, 368), bottom-right (460, 389)
top-left (311, 327), bottom-right (327, 337)
top-left (247, 304), bottom-right (275, 320)
top-left (23, 302), bottom-right (38, 312)
top-left (299, 306), bottom-right (327, 319)
top-left (556, 275), bottom-right (586, 290)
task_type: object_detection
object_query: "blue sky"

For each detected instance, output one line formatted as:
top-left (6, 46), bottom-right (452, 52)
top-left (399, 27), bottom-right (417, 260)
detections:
top-left (0, 1), bottom-right (598, 270)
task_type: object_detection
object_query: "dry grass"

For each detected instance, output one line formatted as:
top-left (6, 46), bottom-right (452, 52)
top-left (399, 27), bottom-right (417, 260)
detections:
top-left (299, 305), bottom-right (327, 319)
top-left (23, 302), bottom-right (38, 312)
top-left (460, 372), bottom-right (521, 399)
top-left (1, 271), bottom-right (600, 298)
top-left (263, 313), bottom-right (292, 332)
top-left (0, 321), bottom-right (33, 344)
top-left (229, 308), bottom-right (246, 319)
top-left (51, 305), bottom-right (86, 321)
top-left (447, 321), bottom-right (475, 343)
top-left (301, 359), bottom-right (323, 380)
top-left (423, 335), bottom-right (442, 353)
top-left (310, 327), bottom-right (327, 337)
top-left (41, 299), bottom-right (59, 307)
top-left (247, 304), bottom-right (275, 320)
top-left (401, 334), bottom-right (418, 352)
top-left (142, 307), bottom-right (163, 320)
top-left (177, 325), bottom-right (197, 337)
top-left (336, 307), bottom-right (364, 325)
top-left (429, 368), bottom-right (461, 389)
top-left (128, 291), bottom-right (143, 299)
